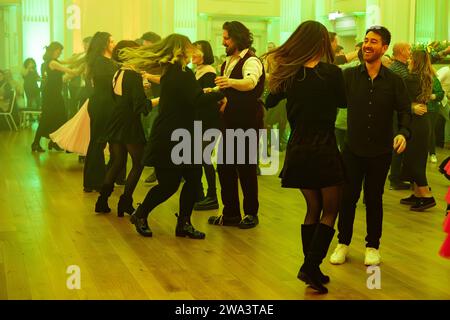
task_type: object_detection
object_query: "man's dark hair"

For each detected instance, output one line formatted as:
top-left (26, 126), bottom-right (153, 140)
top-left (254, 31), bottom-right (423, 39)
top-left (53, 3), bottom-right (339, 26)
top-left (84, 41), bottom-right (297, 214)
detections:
top-left (223, 21), bottom-right (253, 51)
top-left (365, 26), bottom-right (391, 46)
top-left (141, 31), bottom-right (162, 44)
top-left (193, 40), bottom-right (215, 65)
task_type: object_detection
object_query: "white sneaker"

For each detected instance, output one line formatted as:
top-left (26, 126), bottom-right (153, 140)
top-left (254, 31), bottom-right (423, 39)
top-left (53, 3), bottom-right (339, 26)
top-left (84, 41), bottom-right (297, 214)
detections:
top-left (364, 248), bottom-right (381, 266)
top-left (329, 244), bottom-right (349, 265)
top-left (430, 154), bottom-right (437, 163)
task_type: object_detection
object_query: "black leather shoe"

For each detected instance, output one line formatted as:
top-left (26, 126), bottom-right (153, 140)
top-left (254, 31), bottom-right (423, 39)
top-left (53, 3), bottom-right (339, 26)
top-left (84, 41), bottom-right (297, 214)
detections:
top-left (208, 215), bottom-right (241, 226)
top-left (130, 211), bottom-right (152, 237)
top-left (194, 196), bottom-right (219, 211)
top-left (400, 194), bottom-right (420, 205)
top-left (239, 215), bottom-right (259, 229)
top-left (175, 223), bottom-right (206, 239)
top-left (31, 143), bottom-right (45, 153)
top-left (410, 197), bottom-right (436, 212)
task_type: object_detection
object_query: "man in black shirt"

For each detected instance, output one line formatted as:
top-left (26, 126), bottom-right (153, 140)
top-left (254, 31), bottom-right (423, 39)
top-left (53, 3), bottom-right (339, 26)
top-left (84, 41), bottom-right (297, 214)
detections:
top-left (329, 26), bottom-right (412, 266)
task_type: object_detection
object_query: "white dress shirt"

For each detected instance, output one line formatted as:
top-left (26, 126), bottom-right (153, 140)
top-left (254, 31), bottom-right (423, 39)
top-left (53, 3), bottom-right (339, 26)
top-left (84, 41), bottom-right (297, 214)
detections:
top-left (223, 48), bottom-right (263, 89)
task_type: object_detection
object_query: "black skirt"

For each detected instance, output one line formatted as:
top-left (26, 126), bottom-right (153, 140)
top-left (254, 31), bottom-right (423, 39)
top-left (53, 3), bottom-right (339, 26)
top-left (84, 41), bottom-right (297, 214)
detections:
top-left (280, 127), bottom-right (346, 189)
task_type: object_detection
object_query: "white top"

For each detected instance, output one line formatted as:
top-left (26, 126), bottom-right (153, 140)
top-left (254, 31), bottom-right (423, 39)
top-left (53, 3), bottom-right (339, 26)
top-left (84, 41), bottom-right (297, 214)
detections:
top-left (437, 66), bottom-right (450, 96)
top-left (223, 48), bottom-right (263, 89)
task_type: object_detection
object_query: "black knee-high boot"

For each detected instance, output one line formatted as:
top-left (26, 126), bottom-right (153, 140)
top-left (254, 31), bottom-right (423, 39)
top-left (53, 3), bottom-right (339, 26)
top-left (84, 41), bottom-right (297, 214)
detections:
top-left (95, 184), bottom-right (114, 213)
top-left (175, 214), bottom-right (206, 239)
top-left (299, 224), bottom-right (330, 284)
top-left (298, 224), bottom-right (335, 294)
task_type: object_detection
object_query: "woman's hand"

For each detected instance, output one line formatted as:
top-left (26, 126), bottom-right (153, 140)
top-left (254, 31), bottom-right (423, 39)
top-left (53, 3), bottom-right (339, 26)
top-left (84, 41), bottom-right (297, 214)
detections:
top-left (218, 97), bottom-right (227, 113)
top-left (393, 134), bottom-right (407, 154)
top-left (412, 103), bottom-right (427, 116)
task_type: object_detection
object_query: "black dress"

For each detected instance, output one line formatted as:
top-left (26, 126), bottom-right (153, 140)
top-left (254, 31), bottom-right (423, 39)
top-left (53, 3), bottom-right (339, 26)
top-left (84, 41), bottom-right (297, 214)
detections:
top-left (401, 74), bottom-right (430, 186)
top-left (107, 69), bottom-right (151, 144)
top-left (266, 62), bottom-right (347, 189)
top-left (142, 63), bottom-right (224, 168)
top-left (39, 61), bottom-right (66, 137)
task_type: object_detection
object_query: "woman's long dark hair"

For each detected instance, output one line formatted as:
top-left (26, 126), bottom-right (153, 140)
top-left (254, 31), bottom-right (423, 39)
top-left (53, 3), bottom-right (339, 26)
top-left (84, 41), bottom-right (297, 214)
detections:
top-left (86, 32), bottom-right (111, 80)
top-left (264, 21), bottom-right (333, 93)
top-left (43, 42), bottom-right (63, 62)
top-left (410, 50), bottom-right (435, 104)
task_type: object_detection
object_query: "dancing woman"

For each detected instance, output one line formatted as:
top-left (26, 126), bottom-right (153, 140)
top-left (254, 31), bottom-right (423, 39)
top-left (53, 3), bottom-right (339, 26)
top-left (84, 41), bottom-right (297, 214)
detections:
top-left (265, 21), bottom-right (347, 294)
top-left (125, 34), bottom-right (226, 239)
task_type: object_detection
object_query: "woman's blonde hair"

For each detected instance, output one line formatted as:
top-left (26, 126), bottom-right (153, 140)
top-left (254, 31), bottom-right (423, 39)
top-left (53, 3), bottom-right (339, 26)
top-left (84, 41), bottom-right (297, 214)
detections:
top-left (119, 33), bottom-right (193, 75)
top-left (410, 50), bottom-right (435, 104)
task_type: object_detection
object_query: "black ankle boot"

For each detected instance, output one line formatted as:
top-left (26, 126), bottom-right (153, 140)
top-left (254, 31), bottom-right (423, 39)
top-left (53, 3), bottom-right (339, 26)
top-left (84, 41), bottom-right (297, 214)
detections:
top-left (175, 214), bottom-right (206, 239)
top-left (117, 195), bottom-right (135, 217)
top-left (48, 141), bottom-right (63, 151)
top-left (298, 224), bottom-right (335, 294)
top-left (31, 142), bottom-right (45, 153)
top-left (95, 184), bottom-right (113, 213)
top-left (130, 205), bottom-right (152, 237)
top-left (299, 224), bottom-right (330, 284)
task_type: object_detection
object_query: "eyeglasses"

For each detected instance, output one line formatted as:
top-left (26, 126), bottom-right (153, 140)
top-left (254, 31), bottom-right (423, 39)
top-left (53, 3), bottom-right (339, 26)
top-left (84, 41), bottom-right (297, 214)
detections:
top-left (367, 25), bottom-right (383, 31)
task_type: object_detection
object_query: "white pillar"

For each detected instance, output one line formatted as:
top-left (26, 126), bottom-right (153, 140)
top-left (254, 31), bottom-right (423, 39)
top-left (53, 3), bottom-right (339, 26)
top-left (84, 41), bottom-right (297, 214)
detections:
top-left (173, 0), bottom-right (198, 41)
top-left (280, 0), bottom-right (301, 44)
top-left (22, 0), bottom-right (51, 68)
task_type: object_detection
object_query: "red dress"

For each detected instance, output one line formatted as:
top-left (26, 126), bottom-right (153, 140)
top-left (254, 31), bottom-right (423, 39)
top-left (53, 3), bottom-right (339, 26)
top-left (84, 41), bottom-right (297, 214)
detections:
top-left (440, 160), bottom-right (450, 258)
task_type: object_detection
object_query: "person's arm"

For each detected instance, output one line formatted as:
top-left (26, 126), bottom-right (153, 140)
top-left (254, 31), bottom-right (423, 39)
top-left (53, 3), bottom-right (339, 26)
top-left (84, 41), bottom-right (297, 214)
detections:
top-left (178, 67), bottom-right (225, 109)
top-left (129, 71), bottom-right (153, 116)
top-left (431, 76), bottom-right (445, 103)
top-left (49, 60), bottom-right (79, 76)
top-left (265, 91), bottom-right (286, 109)
top-left (215, 57), bottom-right (263, 91)
top-left (333, 66), bottom-right (347, 108)
top-left (142, 72), bottom-right (161, 84)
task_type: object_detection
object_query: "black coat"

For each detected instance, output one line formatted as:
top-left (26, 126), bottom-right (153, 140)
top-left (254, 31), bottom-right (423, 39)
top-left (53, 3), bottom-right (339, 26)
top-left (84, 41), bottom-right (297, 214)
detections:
top-left (143, 63), bottom-right (224, 168)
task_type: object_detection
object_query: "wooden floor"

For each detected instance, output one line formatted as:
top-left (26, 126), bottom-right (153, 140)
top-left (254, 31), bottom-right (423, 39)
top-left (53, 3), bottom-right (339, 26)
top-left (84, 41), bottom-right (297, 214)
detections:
top-left (0, 126), bottom-right (449, 300)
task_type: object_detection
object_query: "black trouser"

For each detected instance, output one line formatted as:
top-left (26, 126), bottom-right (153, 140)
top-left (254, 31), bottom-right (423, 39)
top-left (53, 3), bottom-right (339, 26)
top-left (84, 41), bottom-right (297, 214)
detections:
top-left (388, 112), bottom-right (404, 185)
top-left (218, 163), bottom-right (258, 218)
top-left (337, 147), bottom-right (392, 249)
top-left (197, 140), bottom-right (217, 199)
top-left (139, 166), bottom-right (202, 220)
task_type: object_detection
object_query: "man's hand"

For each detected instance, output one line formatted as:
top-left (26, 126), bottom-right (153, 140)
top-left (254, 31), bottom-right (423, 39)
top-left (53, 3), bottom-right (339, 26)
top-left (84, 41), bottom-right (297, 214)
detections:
top-left (393, 134), bottom-right (407, 154)
top-left (215, 76), bottom-right (233, 89)
top-left (218, 97), bottom-right (228, 113)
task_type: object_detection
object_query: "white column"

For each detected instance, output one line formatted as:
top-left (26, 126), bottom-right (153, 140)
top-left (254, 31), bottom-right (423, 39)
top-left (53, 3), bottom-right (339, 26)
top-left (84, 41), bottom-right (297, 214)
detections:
top-left (173, 0), bottom-right (197, 41)
top-left (280, 0), bottom-right (301, 44)
top-left (365, 0), bottom-right (381, 29)
top-left (415, 0), bottom-right (436, 43)
top-left (22, 0), bottom-right (51, 68)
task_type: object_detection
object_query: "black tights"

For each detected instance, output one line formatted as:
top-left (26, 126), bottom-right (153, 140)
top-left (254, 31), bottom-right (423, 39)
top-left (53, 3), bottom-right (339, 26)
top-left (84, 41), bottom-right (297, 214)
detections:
top-left (300, 186), bottom-right (343, 227)
top-left (104, 143), bottom-right (144, 198)
top-left (139, 167), bottom-right (202, 220)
